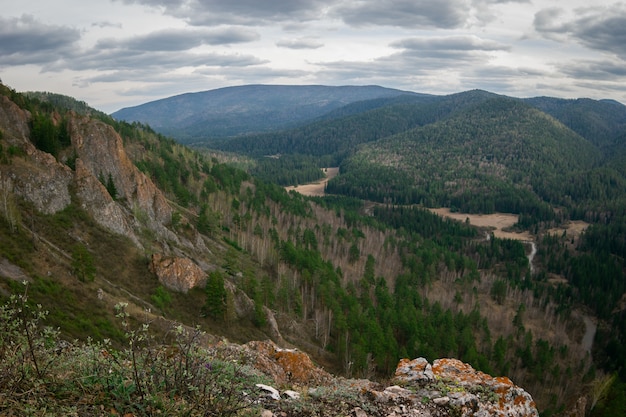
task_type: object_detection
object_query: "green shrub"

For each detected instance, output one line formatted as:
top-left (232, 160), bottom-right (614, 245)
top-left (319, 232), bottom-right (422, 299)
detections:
top-left (0, 292), bottom-right (268, 416)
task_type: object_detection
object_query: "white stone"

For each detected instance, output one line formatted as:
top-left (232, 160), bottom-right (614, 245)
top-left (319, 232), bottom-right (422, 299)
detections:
top-left (283, 390), bottom-right (300, 400)
top-left (433, 396), bottom-right (450, 405)
top-left (256, 383), bottom-right (281, 401)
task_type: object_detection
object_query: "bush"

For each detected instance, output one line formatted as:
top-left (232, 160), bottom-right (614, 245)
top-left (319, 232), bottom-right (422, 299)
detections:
top-left (0, 288), bottom-right (268, 416)
top-left (150, 285), bottom-right (172, 310)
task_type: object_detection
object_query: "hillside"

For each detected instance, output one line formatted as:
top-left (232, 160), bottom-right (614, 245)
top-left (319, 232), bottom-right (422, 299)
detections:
top-left (111, 84), bottom-right (419, 141)
top-left (524, 96), bottom-right (626, 150)
top-left (328, 97), bottom-right (603, 216)
top-left (1, 83), bottom-right (626, 415)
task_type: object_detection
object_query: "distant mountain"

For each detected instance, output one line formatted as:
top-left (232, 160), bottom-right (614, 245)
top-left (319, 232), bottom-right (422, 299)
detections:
top-left (111, 84), bottom-right (419, 142)
top-left (210, 89), bottom-right (501, 158)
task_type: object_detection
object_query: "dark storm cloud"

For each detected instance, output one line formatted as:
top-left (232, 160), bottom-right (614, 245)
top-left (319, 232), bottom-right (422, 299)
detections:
top-left (534, 4), bottom-right (626, 59)
top-left (96, 28), bottom-right (259, 52)
top-left (0, 15), bottom-right (80, 65)
top-left (276, 38), bottom-right (324, 49)
top-left (331, 0), bottom-right (470, 29)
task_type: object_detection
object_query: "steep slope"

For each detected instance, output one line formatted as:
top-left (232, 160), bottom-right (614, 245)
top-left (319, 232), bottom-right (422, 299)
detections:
top-left (328, 97), bottom-right (601, 215)
top-left (111, 84), bottom-right (417, 141)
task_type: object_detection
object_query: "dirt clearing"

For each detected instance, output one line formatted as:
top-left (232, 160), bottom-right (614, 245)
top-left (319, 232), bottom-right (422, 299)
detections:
top-left (429, 208), bottom-right (532, 240)
top-left (285, 167), bottom-right (339, 197)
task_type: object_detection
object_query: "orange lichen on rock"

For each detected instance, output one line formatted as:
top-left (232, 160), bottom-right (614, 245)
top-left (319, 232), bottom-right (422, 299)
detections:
top-left (245, 340), bottom-right (332, 386)
top-left (394, 357), bottom-right (539, 417)
top-left (432, 358), bottom-right (491, 386)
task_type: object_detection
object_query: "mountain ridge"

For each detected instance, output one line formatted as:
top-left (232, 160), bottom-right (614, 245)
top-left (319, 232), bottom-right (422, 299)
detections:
top-left (111, 84), bottom-right (420, 141)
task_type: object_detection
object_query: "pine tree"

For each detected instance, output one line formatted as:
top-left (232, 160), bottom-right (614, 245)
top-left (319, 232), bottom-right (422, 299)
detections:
top-left (204, 271), bottom-right (227, 319)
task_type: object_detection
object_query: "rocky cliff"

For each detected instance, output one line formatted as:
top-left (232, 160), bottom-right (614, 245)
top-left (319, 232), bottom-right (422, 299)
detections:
top-left (0, 94), bottom-right (175, 249)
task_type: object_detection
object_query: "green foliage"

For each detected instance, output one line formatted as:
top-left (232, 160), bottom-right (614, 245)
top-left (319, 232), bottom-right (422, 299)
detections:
top-left (0, 283), bottom-right (57, 394)
top-left (250, 154), bottom-right (327, 186)
top-left (106, 173), bottom-right (118, 200)
top-left (326, 97), bottom-right (600, 228)
top-left (592, 377), bottom-right (626, 417)
top-left (204, 271), bottom-right (227, 320)
top-left (0, 294), bottom-right (267, 415)
top-left (490, 280), bottom-right (507, 305)
top-left (196, 204), bottom-right (221, 236)
top-left (150, 285), bottom-right (172, 310)
top-left (71, 243), bottom-right (96, 282)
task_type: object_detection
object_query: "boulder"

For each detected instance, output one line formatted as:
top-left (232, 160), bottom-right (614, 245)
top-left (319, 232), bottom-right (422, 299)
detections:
top-left (149, 253), bottom-right (206, 293)
top-left (392, 357), bottom-right (539, 417)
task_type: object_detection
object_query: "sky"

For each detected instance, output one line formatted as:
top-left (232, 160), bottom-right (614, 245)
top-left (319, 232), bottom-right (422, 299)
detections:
top-left (1, 0), bottom-right (626, 113)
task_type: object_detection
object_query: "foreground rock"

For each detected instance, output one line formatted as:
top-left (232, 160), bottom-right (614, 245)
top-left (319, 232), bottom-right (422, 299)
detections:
top-left (225, 340), bottom-right (539, 417)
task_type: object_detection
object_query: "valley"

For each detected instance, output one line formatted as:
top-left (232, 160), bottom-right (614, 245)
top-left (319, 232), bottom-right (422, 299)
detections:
top-left (2, 83), bottom-right (626, 416)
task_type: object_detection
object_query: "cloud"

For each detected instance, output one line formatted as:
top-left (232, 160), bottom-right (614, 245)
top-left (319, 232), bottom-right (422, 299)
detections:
top-left (558, 58), bottom-right (626, 81)
top-left (116, 0), bottom-right (333, 25)
top-left (392, 35), bottom-right (509, 53)
top-left (96, 27), bottom-right (259, 52)
top-left (331, 0), bottom-right (471, 29)
top-left (388, 35), bottom-right (509, 65)
top-left (92, 21), bottom-right (123, 29)
top-left (0, 14), bottom-right (80, 66)
top-left (534, 4), bottom-right (626, 59)
top-left (62, 48), bottom-right (266, 73)
top-left (276, 37), bottom-right (324, 49)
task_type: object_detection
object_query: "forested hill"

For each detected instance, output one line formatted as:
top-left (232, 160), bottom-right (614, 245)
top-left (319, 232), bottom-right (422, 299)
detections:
top-left (111, 84), bottom-right (419, 141)
top-left (208, 89), bottom-right (502, 159)
top-left (328, 97), bottom-right (603, 213)
top-left (524, 96), bottom-right (626, 150)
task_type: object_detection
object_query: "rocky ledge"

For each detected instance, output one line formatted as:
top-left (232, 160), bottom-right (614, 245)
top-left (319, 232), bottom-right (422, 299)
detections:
top-left (227, 340), bottom-right (539, 417)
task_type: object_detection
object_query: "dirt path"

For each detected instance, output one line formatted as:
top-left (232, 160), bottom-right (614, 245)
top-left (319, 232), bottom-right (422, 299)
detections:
top-left (285, 167), bottom-right (339, 197)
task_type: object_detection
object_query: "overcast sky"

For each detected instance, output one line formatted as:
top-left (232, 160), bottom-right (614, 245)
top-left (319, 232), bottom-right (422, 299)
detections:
top-left (2, 0), bottom-right (625, 113)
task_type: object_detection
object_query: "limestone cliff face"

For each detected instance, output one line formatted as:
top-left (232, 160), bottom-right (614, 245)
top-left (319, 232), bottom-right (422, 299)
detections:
top-left (0, 96), bottom-right (72, 214)
top-left (74, 158), bottom-right (138, 245)
top-left (0, 96), bottom-right (176, 246)
top-left (68, 114), bottom-right (172, 231)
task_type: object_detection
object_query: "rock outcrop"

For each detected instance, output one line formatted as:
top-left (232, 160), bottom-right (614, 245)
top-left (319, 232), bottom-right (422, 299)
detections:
top-left (0, 95), bottom-right (73, 214)
top-left (74, 158), bottom-right (138, 244)
top-left (244, 340), bottom-right (332, 386)
top-left (68, 113), bottom-right (173, 239)
top-left (392, 357), bottom-right (539, 417)
top-left (0, 95), bottom-right (177, 247)
top-left (149, 253), bottom-right (206, 293)
top-left (235, 340), bottom-right (539, 417)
